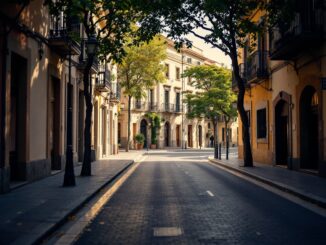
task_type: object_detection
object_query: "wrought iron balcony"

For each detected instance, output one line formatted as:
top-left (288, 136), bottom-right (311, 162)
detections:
top-left (161, 103), bottom-right (175, 113)
top-left (246, 50), bottom-right (269, 83)
top-left (270, 7), bottom-right (324, 60)
top-left (132, 101), bottom-right (158, 111)
top-left (48, 12), bottom-right (80, 55)
top-left (110, 83), bottom-right (121, 102)
top-left (175, 103), bottom-right (182, 113)
top-left (95, 65), bottom-right (110, 92)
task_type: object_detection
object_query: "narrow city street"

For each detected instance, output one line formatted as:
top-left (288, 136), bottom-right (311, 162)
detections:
top-left (72, 150), bottom-right (326, 245)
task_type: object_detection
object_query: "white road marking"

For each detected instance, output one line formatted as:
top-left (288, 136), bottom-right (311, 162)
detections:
top-left (206, 190), bottom-right (214, 197)
top-left (153, 227), bottom-right (183, 237)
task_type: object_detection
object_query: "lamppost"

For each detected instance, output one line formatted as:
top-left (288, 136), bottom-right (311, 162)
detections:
top-left (63, 49), bottom-right (76, 186)
top-left (80, 34), bottom-right (98, 177)
top-left (209, 106), bottom-right (219, 159)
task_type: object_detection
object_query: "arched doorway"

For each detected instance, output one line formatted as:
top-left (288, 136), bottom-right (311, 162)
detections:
top-left (140, 119), bottom-right (148, 148)
top-left (300, 86), bottom-right (319, 169)
top-left (164, 122), bottom-right (170, 147)
top-left (198, 125), bottom-right (203, 148)
top-left (275, 100), bottom-right (289, 165)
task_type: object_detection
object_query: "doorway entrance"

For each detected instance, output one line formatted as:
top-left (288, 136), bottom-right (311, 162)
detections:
top-left (9, 53), bottom-right (27, 181)
top-left (164, 122), bottom-right (170, 147)
top-left (140, 119), bottom-right (148, 148)
top-left (300, 86), bottom-right (319, 169)
top-left (102, 107), bottom-right (107, 156)
top-left (49, 76), bottom-right (61, 170)
top-left (198, 125), bottom-right (202, 148)
top-left (275, 100), bottom-right (289, 165)
top-left (176, 125), bottom-right (180, 147)
top-left (188, 125), bottom-right (193, 148)
top-left (78, 91), bottom-right (84, 162)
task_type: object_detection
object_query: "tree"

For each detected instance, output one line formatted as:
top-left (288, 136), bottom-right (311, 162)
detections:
top-left (118, 36), bottom-right (166, 151)
top-left (145, 112), bottom-right (161, 147)
top-left (183, 65), bottom-right (236, 157)
top-left (134, 0), bottom-right (293, 167)
top-left (46, 0), bottom-right (139, 177)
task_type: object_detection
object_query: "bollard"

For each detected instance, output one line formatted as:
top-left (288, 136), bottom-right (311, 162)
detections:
top-left (218, 143), bottom-right (222, 160)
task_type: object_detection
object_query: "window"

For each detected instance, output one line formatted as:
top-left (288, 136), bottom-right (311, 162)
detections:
top-left (149, 89), bottom-right (154, 109)
top-left (187, 57), bottom-right (192, 64)
top-left (197, 61), bottom-right (201, 65)
top-left (176, 67), bottom-right (180, 80)
top-left (165, 64), bottom-right (169, 78)
top-left (176, 92), bottom-right (180, 112)
top-left (257, 108), bottom-right (267, 139)
top-left (188, 76), bottom-right (191, 85)
top-left (222, 128), bottom-right (225, 142)
top-left (208, 122), bottom-right (211, 129)
top-left (164, 90), bottom-right (170, 111)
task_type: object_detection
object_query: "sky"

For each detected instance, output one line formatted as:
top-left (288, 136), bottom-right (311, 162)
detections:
top-left (186, 32), bottom-right (232, 68)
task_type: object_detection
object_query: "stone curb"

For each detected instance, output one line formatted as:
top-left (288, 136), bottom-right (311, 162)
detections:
top-left (31, 158), bottom-right (138, 245)
top-left (208, 157), bottom-right (326, 209)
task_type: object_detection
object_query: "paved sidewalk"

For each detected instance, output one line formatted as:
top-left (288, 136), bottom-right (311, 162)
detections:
top-left (0, 150), bottom-right (144, 245)
top-left (209, 156), bottom-right (326, 208)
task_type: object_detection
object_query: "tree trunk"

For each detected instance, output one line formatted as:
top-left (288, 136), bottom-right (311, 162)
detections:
top-left (232, 58), bottom-right (253, 167)
top-left (80, 56), bottom-right (94, 176)
top-left (126, 95), bottom-right (132, 152)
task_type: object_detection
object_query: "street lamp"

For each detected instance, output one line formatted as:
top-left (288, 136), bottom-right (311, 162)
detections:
top-left (209, 106), bottom-right (219, 159)
top-left (86, 35), bottom-right (98, 56)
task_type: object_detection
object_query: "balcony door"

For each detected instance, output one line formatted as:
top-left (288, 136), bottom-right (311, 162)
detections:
top-left (300, 86), bottom-right (319, 170)
top-left (164, 90), bottom-right (169, 111)
top-left (49, 76), bottom-right (61, 170)
top-left (176, 92), bottom-right (180, 112)
top-left (9, 53), bottom-right (27, 181)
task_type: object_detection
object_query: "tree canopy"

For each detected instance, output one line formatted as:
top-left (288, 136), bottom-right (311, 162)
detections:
top-left (118, 36), bottom-right (167, 99)
top-left (183, 65), bottom-right (236, 121)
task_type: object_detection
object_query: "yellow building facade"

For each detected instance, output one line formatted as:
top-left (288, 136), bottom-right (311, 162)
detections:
top-left (236, 3), bottom-right (326, 176)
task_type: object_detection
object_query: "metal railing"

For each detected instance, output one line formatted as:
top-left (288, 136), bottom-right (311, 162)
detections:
top-left (270, 9), bottom-right (324, 57)
top-left (246, 50), bottom-right (268, 82)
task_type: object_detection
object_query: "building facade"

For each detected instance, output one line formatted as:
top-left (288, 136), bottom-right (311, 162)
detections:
top-left (235, 1), bottom-right (326, 177)
top-left (0, 1), bottom-right (119, 193)
top-left (119, 39), bottom-right (238, 150)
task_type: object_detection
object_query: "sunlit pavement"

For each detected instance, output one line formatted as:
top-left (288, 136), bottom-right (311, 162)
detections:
top-left (74, 150), bottom-right (326, 245)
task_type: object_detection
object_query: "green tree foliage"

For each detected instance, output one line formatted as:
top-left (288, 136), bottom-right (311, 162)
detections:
top-left (45, 0), bottom-right (140, 176)
top-left (183, 65), bottom-right (236, 146)
top-left (118, 36), bottom-right (166, 151)
top-left (133, 0), bottom-right (293, 166)
top-left (145, 112), bottom-right (161, 145)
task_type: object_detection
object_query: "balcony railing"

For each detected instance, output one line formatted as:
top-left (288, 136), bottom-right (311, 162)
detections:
top-left (161, 103), bottom-right (175, 113)
top-left (110, 83), bottom-right (121, 102)
top-left (95, 64), bottom-right (110, 92)
top-left (49, 12), bottom-right (80, 55)
top-left (132, 101), bottom-right (158, 111)
top-left (270, 7), bottom-right (324, 60)
top-left (246, 50), bottom-right (269, 83)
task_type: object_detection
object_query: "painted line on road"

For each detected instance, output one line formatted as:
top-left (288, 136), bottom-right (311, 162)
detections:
top-left (53, 156), bottom-right (146, 245)
top-left (208, 160), bottom-right (326, 218)
top-left (206, 190), bottom-right (214, 197)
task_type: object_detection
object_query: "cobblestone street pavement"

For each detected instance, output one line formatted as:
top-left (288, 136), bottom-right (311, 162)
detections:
top-left (75, 150), bottom-right (326, 245)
